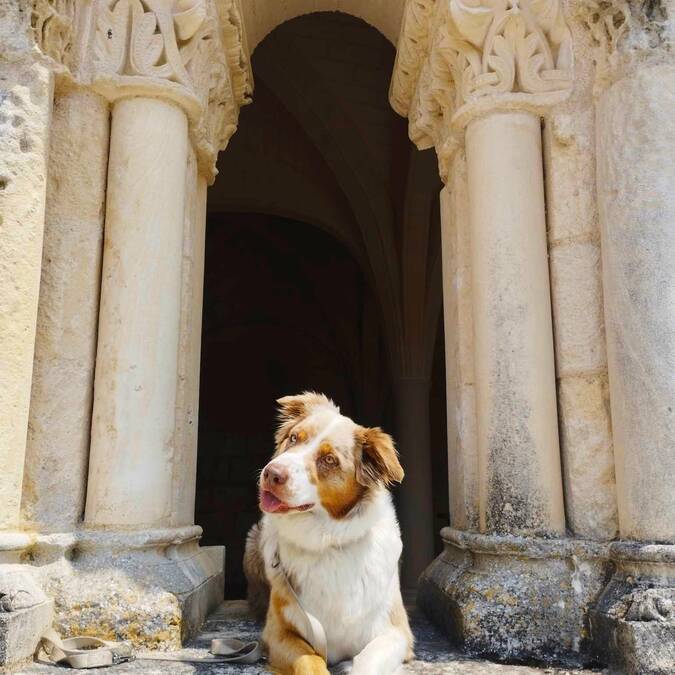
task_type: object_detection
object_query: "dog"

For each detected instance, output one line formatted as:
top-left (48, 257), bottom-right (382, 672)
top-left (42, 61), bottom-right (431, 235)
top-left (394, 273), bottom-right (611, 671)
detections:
top-left (244, 392), bottom-right (413, 675)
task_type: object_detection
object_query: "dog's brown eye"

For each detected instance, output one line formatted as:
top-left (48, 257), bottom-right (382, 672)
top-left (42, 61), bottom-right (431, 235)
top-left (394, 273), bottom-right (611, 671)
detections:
top-left (289, 433), bottom-right (298, 445)
top-left (323, 454), bottom-right (337, 466)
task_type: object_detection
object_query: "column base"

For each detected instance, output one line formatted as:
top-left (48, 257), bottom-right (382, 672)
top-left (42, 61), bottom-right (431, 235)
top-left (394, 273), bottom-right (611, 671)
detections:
top-left (0, 537), bottom-right (54, 672)
top-left (1, 526), bottom-right (223, 666)
top-left (418, 527), bottom-right (609, 667)
top-left (589, 541), bottom-right (675, 675)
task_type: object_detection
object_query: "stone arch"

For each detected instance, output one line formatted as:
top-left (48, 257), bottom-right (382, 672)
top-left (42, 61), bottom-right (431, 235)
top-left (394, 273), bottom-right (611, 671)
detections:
top-left (242, 0), bottom-right (406, 52)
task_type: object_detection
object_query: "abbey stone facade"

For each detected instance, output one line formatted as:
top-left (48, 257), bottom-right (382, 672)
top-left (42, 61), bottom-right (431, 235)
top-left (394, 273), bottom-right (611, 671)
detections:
top-left (0, 0), bottom-right (673, 673)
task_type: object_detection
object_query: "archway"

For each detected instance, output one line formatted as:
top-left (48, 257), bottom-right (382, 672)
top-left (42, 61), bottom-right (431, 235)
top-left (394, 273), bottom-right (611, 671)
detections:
top-left (199, 11), bottom-right (446, 591)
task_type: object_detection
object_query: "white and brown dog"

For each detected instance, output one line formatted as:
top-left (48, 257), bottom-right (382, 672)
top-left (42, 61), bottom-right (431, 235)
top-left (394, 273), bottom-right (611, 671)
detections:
top-left (244, 392), bottom-right (413, 675)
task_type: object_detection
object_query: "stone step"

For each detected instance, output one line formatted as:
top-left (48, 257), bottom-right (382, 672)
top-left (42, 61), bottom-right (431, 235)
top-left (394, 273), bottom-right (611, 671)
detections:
top-left (18, 600), bottom-right (605, 674)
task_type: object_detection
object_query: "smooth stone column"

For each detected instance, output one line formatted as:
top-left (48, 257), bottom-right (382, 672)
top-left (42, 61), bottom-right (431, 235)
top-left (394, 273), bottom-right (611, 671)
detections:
top-left (172, 149), bottom-right (208, 526)
top-left (394, 377), bottom-right (434, 586)
top-left (0, 59), bottom-right (53, 530)
top-left (85, 97), bottom-right (189, 528)
top-left (465, 111), bottom-right (565, 536)
top-left (596, 64), bottom-right (675, 542)
top-left (23, 90), bottom-right (109, 531)
top-left (440, 163), bottom-right (479, 533)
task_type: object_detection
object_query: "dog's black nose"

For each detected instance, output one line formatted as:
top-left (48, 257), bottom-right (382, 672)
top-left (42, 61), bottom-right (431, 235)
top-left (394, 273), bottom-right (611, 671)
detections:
top-left (263, 464), bottom-right (288, 487)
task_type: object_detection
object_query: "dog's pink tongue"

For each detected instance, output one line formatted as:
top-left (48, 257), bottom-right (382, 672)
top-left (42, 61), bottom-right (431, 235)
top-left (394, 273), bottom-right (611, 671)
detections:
top-left (261, 490), bottom-right (287, 513)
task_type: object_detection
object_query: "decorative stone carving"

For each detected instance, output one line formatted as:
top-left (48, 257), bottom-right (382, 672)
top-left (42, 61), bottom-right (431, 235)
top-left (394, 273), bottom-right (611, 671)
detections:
top-left (447, 0), bottom-right (573, 98)
top-left (94, 0), bottom-right (210, 87)
top-left (581, 0), bottom-right (630, 56)
top-left (389, 0), bottom-right (437, 116)
top-left (29, 0), bottom-right (252, 179)
top-left (31, 0), bottom-right (75, 68)
top-left (391, 0), bottom-right (574, 180)
top-left (626, 589), bottom-right (674, 622)
top-left (579, 0), bottom-right (673, 90)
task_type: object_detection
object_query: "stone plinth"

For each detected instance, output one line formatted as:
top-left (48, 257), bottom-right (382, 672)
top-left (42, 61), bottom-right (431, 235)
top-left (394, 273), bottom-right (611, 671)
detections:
top-left (30, 528), bottom-right (224, 650)
top-left (418, 528), bottom-right (609, 666)
top-left (589, 542), bottom-right (675, 675)
top-left (0, 555), bottom-right (53, 673)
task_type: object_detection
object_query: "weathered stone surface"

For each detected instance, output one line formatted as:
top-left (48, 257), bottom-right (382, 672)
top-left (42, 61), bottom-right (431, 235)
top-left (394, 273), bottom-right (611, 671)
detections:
top-left (18, 599), bottom-right (605, 674)
top-left (0, 24), bottom-right (53, 529)
top-left (596, 63), bottom-right (675, 542)
top-left (549, 241), bottom-right (606, 378)
top-left (0, 600), bottom-right (53, 673)
top-left (31, 534), bottom-right (224, 651)
top-left (589, 543), bottom-right (675, 674)
top-left (441, 160), bottom-right (479, 533)
top-left (22, 89), bottom-right (109, 532)
top-left (0, 565), bottom-right (53, 672)
top-left (419, 529), bottom-right (609, 667)
top-left (544, 107), bottom-right (598, 245)
top-left (557, 374), bottom-right (617, 540)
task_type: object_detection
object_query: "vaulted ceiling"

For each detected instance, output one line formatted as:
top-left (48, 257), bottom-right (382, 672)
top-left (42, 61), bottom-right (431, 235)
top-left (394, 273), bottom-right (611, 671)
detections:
top-left (209, 11), bottom-right (443, 379)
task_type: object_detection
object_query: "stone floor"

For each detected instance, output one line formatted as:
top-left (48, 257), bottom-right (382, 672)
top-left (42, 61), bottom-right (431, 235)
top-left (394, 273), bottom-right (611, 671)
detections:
top-left (20, 601), bottom-right (606, 674)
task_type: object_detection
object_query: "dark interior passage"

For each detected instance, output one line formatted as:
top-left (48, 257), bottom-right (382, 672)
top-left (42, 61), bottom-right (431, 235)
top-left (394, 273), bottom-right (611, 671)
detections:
top-left (196, 214), bottom-right (393, 597)
top-left (198, 11), bottom-right (448, 595)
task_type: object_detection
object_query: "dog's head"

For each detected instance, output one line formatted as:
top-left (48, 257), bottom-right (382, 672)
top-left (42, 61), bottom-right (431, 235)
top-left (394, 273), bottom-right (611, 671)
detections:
top-left (259, 392), bottom-right (403, 519)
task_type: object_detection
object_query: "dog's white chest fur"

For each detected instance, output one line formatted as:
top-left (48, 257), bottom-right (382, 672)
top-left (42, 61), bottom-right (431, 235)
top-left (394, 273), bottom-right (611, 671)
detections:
top-left (261, 491), bottom-right (403, 664)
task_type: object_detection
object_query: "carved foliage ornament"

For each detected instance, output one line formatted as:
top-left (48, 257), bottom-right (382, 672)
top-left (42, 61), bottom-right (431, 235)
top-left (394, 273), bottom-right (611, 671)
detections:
top-left (445, 0), bottom-right (573, 103)
top-left (31, 0), bottom-right (74, 67)
top-left (95, 0), bottom-right (210, 88)
top-left (582, 0), bottom-right (630, 55)
top-left (395, 0), bottom-right (573, 178)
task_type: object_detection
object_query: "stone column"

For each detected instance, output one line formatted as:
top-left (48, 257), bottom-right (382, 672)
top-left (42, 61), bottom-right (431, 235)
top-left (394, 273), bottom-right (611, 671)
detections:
top-left (597, 66), bottom-right (675, 544)
top-left (0, 53), bottom-right (53, 533)
top-left (466, 111), bottom-right (565, 536)
top-left (23, 89), bottom-right (110, 532)
top-left (0, 9), bottom-right (56, 668)
top-left (439, 173), bottom-right (479, 533)
top-left (403, 1), bottom-right (614, 665)
top-left (85, 97), bottom-right (189, 528)
top-left (172, 151), bottom-right (208, 527)
top-left (393, 378), bottom-right (434, 586)
top-left (586, 6), bottom-right (675, 670)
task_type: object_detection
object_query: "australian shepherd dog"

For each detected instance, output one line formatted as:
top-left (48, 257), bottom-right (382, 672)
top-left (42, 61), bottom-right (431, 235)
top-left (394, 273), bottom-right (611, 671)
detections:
top-left (244, 392), bottom-right (413, 674)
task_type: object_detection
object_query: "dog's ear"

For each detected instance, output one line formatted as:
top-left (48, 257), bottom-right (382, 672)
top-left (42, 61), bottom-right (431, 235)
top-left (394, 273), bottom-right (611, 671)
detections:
top-left (355, 426), bottom-right (404, 488)
top-left (275, 392), bottom-right (337, 448)
top-left (276, 391), bottom-right (335, 422)
top-left (276, 394), bottom-right (310, 422)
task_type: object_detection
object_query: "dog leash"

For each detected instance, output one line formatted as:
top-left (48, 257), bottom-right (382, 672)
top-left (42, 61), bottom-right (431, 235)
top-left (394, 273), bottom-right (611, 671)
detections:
top-left (272, 548), bottom-right (328, 661)
top-left (37, 550), bottom-right (324, 668)
top-left (39, 627), bottom-right (262, 668)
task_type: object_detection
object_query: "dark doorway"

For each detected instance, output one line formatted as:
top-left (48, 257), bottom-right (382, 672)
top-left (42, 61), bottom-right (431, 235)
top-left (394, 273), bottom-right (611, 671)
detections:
top-left (196, 214), bottom-right (392, 598)
top-left (198, 11), bottom-right (449, 596)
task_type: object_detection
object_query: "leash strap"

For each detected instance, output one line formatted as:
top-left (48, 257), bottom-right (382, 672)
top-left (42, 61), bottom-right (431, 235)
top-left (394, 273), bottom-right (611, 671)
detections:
top-left (40, 628), bottom-right (136, 669)
top-left (39, 628), bottom-right (262, 668)
top-left (136, 638), bottom-right (263, 664)
top-left (272, 550), bottom-right (328, 661)
top-left (37, 550), bottom-right (323, 668)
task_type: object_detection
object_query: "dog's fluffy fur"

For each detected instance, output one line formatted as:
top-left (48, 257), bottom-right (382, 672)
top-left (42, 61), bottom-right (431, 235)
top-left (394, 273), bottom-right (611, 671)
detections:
top-left (244, 392), bottom-right (413, 675)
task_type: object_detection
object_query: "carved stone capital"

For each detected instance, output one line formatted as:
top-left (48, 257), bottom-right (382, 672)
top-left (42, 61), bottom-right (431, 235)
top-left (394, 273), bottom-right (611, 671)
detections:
top-left (31, 0), bottom-right (77, 72)
top-left (391, 0), bottom-right (574, 180)
top-left (30, 0), bottom-right (253, 179)
top-left (578, 0), bottom-right (674, 92)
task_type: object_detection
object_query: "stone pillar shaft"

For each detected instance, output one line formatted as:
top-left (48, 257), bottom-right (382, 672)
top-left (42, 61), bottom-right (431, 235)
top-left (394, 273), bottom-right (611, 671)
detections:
top-left (85, 97), bottom-right (189, 528)
top-left (596, 64), bottom-right (675, 542)
top-left (465, 111), bottom-right (565, 536)
top-left (172, 153), bottom-right (208, 526)
top-left (439, 177), bottom-right (479, 532)
top-left (0, 60), bottom-right (53, 531)
top-left (23, 89), bottom-right (109, 531)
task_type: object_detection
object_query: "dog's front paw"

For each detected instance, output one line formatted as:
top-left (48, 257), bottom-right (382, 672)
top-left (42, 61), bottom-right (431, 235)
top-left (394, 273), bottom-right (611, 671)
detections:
top-left (292, 654), bottom-right (331, 675)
